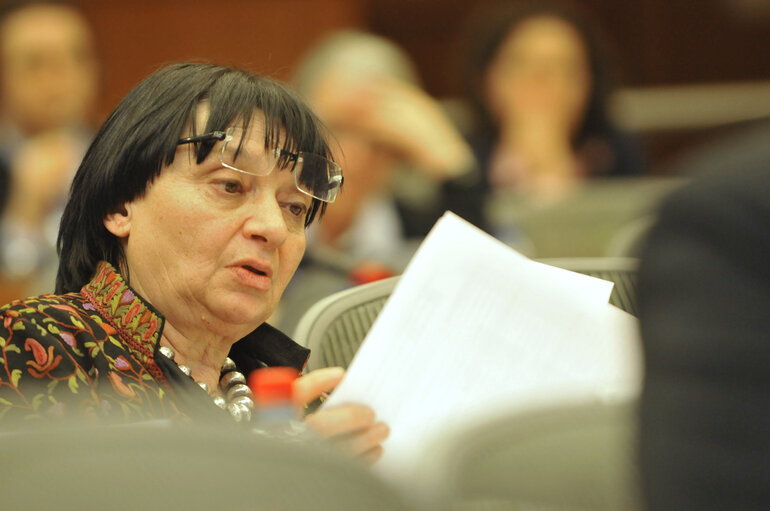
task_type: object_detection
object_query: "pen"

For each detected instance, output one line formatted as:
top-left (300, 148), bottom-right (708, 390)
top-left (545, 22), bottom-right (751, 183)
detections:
top-left (304, 392), bottom-right (331, 415)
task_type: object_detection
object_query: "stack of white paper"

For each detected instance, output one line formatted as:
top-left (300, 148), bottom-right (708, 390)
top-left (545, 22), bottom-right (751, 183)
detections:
top-left (322, 212), bottom-right (641, 489)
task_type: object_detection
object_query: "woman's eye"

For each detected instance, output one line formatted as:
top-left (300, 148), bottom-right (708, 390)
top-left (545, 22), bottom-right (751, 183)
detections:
top-left (286, 202), bottom-right (308, 218)
top-left (220, 180), bottom-right (242, 194)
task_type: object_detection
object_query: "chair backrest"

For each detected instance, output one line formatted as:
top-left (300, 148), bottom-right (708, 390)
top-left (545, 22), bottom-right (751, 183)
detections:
top-left (0, 422), bottom-right (414, 511)
top-left (294, 258), bottom-right (638, 371)
top-left (430, 395), bottom-right (642, 511)
top-left (540, 257), bottom-right (639, 316)
top-left (294, 276), bottom-right (400, 372)
top-left (485, 177), bottom-right (684, 258)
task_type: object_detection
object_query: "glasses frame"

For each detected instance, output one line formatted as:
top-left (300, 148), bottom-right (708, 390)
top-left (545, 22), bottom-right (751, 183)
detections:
top-left (176, 130), bottom-right (342, 203)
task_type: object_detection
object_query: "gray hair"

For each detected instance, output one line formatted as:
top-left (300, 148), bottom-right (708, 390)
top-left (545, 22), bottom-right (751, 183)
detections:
top-left (293, 31), bottom-right (420, 96)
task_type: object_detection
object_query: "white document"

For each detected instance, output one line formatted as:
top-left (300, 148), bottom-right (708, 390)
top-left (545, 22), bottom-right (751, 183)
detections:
top-left (322, 212), bottom-right (641, 486)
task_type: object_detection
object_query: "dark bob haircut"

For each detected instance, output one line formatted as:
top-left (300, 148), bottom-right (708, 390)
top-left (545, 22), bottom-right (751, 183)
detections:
top-left (463, 0), bottom-right (616, 146)
top-left (56, 62), bottom-right (335, 294)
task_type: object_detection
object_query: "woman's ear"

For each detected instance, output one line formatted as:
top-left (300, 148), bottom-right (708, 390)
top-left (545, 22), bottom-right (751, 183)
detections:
top-left (103, 202), bottom-right (132, 238)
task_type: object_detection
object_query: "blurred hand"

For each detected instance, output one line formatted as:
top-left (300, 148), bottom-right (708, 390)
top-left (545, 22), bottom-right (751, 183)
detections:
top-left (312, 72), bottom-right (475, 181)
top-left (5, 129), bottom-right (84, 226)
top-left (294, 367), bottom-right (389, 465)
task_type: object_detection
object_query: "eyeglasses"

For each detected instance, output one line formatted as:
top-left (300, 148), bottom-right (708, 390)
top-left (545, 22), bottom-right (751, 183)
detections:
top-left (177, 127), bottom-right (343, 203)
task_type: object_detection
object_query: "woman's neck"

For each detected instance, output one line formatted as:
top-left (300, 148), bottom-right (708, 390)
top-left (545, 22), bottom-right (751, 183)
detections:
top-left (159, 322), bottom-right (235, 393)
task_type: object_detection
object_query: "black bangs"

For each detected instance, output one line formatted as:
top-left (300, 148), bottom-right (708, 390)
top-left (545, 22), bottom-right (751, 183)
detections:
top-left (194, 71), bottom-right (331, 161)
top-left (259, 76), bottom-right (331, 163)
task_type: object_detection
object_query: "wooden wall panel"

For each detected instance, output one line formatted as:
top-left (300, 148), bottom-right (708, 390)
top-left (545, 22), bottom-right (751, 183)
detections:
top-left (79, 0), bottom-right (365, 118)
top-left (365, 0), bottom-right (770, 95)
top-left (70, 0), bottom-right (770, 168)
top-left (364, 0), bottom-right (770, 168)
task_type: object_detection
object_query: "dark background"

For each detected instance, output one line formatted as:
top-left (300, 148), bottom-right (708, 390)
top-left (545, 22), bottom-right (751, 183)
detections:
top-left (78, 0), bottom-right (770, 170)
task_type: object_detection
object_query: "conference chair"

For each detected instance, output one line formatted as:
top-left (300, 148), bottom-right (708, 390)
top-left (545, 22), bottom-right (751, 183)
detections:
top-left (485, 177), bottom-right (684, 258)
top-left (606, 215), bottom-right (659, 257)
top-left (540, 257), bottom-right (639, 316)
top-left (294, 257), bottom-right (638, 372)
top-left (424, 395), bottom-right (642, 511)
top-left (0, 421), bottom-right (413, 511)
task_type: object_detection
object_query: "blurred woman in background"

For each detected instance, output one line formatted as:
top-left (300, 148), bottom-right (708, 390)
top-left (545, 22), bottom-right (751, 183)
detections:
top-left (461, 0), bottom-right (643, 203)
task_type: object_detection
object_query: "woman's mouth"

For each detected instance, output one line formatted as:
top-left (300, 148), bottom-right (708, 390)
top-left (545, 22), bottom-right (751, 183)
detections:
top-left (242, 265), bottom-right (266, 276)
top-left (231, 261), bottom-right (273, 291)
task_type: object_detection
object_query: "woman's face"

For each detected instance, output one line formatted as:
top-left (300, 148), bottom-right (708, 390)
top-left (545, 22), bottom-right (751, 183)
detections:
top-left (105, 114), bottom-right (311, 339)
top-left (485, 16), bottom-right (591, 130)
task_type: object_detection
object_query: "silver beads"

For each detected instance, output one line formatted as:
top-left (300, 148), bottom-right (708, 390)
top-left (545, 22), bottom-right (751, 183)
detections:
top-left (227, 401), bottom-right (252, 423)
top-left (229, 395), bottom-right (254, 410)
top-left (159, 345), bottom-right (190, 377)
top-left (221, 357), bottom-right (237, 373)
top-left (158, 346), bottom-right (175, 361)
top-left (156, 346), bottom-right (256, 422)
top-left (226, 383), bottom-right (252, 401)
top-left (219, 367), bottom-right (256, 422)
top-left (219, 371), bottom-right (246, 389)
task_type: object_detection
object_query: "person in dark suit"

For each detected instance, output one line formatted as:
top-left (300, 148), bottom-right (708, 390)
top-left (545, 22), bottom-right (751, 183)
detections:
top-left (636, 165), bottom-right (770, 511)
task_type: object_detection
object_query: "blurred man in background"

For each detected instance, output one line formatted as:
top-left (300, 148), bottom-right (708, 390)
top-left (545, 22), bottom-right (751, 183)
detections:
top-left (0, 0), bottom-right (99, 303)
top-left (273, 31), bottom-right (476, 332)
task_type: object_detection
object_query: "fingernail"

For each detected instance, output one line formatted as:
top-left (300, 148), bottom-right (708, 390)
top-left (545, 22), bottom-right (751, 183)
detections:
top-left (362, 407), bottom-right (376, 423)
top-left (376, 422), bottom-right (390, 438)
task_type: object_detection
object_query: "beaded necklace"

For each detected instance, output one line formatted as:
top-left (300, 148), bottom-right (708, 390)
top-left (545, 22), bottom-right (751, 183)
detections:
top-left (158, 346), bottom-right (254, 422)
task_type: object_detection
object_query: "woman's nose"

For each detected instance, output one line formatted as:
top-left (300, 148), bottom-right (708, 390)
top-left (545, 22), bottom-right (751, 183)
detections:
top-left (242, 195), bottom-right (288, 248)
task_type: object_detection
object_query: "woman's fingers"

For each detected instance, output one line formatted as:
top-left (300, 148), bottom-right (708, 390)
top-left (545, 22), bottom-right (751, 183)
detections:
top-left (305, 404), bottom-right (390, 465)
top-left (295, 370), bottom-right (390, 465)
top-left (329, 421), bottom-right (390, 457)
top-left (305, 404), bottom-right (375, 438)
top-left (292, 367), bottom-right (345, 407)
top-left (359, 445), bottom-right (385, 466)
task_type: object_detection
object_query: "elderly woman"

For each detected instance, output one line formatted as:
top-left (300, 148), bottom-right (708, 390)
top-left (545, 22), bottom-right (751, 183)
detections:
top-left (0, 63), bottom-right (387, 464)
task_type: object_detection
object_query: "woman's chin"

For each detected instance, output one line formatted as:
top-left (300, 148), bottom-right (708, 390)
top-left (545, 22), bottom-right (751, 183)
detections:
top-left (207, 297), bottom-right (272, 333)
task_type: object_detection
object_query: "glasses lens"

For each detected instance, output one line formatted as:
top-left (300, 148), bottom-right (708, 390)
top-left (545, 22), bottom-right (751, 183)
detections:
top-left (220, 127), bottom-right (276, 176)
top-left (221, 128), bottom-right (342, 202)
top-left (294, 153), bottom-right (343, 203)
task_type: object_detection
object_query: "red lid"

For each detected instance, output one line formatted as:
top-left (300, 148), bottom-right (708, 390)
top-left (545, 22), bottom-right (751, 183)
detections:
top-left (248, 367), bottom-right (299, 406)
top-left (349, 262), bottom-right (394, 285)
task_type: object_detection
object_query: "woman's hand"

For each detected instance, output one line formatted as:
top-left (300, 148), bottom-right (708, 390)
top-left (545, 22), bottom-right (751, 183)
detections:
top-left (293, 367), bottom-right (389, 466)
